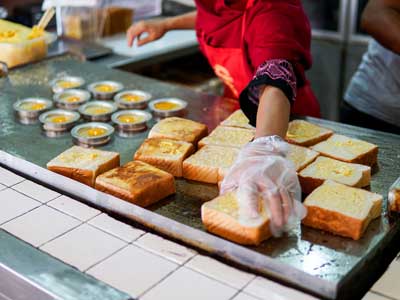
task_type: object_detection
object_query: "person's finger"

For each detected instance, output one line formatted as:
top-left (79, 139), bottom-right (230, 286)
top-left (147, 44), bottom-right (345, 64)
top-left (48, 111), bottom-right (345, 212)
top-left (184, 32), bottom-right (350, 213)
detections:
top-left (279, 187), bottom-right (293, 225)
top-left (266, 190), bottom-right (284, 233)
top-left (126, 22), bottom-right (146, 47)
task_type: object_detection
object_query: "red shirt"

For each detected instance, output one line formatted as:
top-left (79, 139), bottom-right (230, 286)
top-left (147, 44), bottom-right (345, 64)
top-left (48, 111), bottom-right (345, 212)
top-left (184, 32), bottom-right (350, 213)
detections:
top-left (195, 0), bottom-right (312, 85)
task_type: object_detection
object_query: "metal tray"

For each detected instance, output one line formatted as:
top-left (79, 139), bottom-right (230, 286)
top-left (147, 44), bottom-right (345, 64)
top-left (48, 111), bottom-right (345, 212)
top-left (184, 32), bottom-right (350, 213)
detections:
top-left (1, 56), bottom-right (400, 300)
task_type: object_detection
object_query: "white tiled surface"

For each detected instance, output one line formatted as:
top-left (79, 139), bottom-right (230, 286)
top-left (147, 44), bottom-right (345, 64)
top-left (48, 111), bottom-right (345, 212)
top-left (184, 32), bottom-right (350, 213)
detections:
top-left (87, 245), bottom-right (177, 297)
top-left (0, 167), bottom-right (399, 300)
top-left (371, 260), bottom-right (400, 299)
top-left (363, 292), bottom-right (392, 300)
top-left (2, 205), bottom-right (80, 247)
top-left (141, 267), bottom-right (237, 300)
top-left (88, 213), bottom-right (145, 242)
top-left (134, 233), bottom-right (196, 264)
top-left (243, 276), bottom-right (318, 300)
top-left (13, 180), bottom-right (60, 203)
top-left (232, 292), bottom-right (261, 300)
top-left (40, 223), bottom-right (126, 271)
top-left (0, 167), bottom-right (24, 186)
top-left (0, 188), bottom-right (41, 225)
top-left (186, 254), bottom-right (255, 289)
top-left (48, 195), bottom-right (100, 222)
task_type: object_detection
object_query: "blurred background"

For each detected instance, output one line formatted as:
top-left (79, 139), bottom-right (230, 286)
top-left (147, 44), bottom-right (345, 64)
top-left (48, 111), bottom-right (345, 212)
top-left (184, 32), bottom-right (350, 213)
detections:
top-left (0, 0), bottom-right (371, 121)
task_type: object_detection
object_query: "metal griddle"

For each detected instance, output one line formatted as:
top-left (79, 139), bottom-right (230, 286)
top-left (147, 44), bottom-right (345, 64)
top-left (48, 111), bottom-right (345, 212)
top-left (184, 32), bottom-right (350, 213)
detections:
top-left (1, 56), bottom-right (400, 300)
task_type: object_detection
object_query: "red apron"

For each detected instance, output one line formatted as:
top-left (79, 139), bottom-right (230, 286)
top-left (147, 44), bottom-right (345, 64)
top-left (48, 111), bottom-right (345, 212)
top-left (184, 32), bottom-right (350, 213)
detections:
top-left (198, 0), bottom-right (321, 118)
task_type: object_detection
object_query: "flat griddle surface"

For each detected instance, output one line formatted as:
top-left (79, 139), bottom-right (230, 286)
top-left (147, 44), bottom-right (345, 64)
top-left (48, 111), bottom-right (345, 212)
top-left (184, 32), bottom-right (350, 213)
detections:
top-left (1, 56), bottom-right (399, 300)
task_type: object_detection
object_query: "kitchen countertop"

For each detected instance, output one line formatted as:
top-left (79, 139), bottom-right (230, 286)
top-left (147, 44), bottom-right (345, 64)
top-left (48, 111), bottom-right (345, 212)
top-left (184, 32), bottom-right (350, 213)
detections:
top-left (95, 30), bottom-right (198, 69)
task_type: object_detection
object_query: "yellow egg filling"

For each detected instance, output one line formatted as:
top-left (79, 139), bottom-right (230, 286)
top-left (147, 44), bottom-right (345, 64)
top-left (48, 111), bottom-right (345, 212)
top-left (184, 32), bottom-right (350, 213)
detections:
top-left (78, 127), bottom-right (107, 138)
top-left (84, 106), bottom-right (111, 115)
top-left (154, 101), bottom-right (181, 111)
top-left (19, 102), bottom-right (46, 111)
top-left (121, 94), bottom-right (144, 102)
top-left (94, 84), bottom-right (116, 93)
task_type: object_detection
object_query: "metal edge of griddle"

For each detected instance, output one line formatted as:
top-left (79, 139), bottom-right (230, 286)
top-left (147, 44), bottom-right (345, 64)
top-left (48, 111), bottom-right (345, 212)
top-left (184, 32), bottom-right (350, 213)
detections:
top-left (0, 229), bottom-right (132, 300)
top-left (0, 150), bottom-right (337, 300)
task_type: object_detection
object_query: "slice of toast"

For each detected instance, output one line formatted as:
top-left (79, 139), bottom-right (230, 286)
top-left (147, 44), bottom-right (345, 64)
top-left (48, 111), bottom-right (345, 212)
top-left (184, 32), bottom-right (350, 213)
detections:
top-left (95, 161), bottom-right (175, 207)
top-left (302, 180), bottom-right (382, 240)
top-left (299, 156), bottom-right (371, 194)
top-left (134, 138), bottom-right (194, 177)
top-left (390, 189), bottom-right (400, 212)
top-left (220, 109), bottom-right (254, 129)
top-left (285, 120), bottom-right (333, 147)
top-left (148, 117), bottom-right (208, 145)
top-left (287, 144), bottom-right (319, 172)
top-left (201, 192), bottom-right (271, 245)
top-left (47, 146), bottom-right (120, 187)
top-left (198, 126), bottom-right (255, 149)
top-left (310, 134), bottom-right (378, 166)
top-left (182, 145), bottom-right (239, 184)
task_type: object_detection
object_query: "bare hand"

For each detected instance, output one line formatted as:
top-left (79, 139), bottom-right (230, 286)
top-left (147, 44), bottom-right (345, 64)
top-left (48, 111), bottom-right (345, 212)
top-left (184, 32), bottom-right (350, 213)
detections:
top-left (126, 19), bottom-right (168, 47)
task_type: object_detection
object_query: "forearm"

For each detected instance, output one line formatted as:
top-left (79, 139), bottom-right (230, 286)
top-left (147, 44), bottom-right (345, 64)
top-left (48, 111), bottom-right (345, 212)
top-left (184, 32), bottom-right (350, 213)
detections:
top-left (255, 86), bottom-right (290, 139)
top-left (164, 11), bottom-right (197, 31)
top-left (362, 0), bottom-right (400, 54)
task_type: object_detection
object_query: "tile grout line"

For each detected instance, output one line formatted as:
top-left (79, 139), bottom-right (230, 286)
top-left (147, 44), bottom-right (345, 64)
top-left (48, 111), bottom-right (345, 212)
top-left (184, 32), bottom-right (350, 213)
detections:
top-left (138, 264), bottom-right (183, 299)
top-left (83, 242), bottom-right (130, 273)
top-left (0, 201), bottom-right (44, 227)
top-left (37, 221), bottom-right (83, 249)
top-left (370, 290), bottom-right (399, 300)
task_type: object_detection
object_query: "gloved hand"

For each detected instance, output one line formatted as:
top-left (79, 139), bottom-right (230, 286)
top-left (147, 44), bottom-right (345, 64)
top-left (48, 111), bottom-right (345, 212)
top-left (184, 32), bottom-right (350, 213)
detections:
top-left (220, 135), bottom-right (306, 236)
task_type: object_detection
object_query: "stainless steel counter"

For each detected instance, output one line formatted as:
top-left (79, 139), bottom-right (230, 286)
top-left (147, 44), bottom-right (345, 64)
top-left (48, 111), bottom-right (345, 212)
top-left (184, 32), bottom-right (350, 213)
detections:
top-left (1, 55), bottom-right (400, 300)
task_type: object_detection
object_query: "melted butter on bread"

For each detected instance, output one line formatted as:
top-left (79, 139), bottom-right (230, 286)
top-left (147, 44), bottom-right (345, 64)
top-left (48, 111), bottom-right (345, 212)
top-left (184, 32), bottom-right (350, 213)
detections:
top-left (286, 120), bottom-right (321, 139)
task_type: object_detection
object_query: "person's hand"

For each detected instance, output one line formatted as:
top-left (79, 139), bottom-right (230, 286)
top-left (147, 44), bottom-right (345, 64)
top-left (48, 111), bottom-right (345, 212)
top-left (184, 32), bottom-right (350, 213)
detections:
top-left (127, 19), bottom-right (168, 47)
top-left (220, 135), bottom-right (306, 236)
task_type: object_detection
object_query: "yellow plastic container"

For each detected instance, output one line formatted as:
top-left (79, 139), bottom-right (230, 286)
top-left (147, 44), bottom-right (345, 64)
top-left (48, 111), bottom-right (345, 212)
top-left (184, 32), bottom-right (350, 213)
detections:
top-left (0, 20), bottom-right (50, 68)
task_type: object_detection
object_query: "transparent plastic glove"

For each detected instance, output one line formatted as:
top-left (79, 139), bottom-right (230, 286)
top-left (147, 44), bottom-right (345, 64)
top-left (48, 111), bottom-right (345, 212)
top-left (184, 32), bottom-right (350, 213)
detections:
top-left (220, 135), bottom-right (306, 236)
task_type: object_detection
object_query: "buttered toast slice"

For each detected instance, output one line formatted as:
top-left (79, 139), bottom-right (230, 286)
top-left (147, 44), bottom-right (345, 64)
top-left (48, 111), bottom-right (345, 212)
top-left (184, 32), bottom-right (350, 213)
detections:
top-left (47, 146), bottom-right (120, 187)
top-left (95, 161), bottom-right (175, 207)
top-left (198, 126), bottom-right (255, 149)
top-left (302, 180), bottom-right (382, 240)
top-left (201, 192), bottom-right (271, 245)
top-left (220, 109), bottom-right (254, 129)
top-left (134, 138), bottom-right (194, 177)
top-left (286, 120), bottom-right (333, 147)
top-left (148, 117), bottom-right (208, 145)
top-left (299, 156), bottom-right (371, 194)
top-left (311, 134), bottom-right (378, 166)
top-left (287, 144), bottom-right (319, 172)
top-left (183, 145), bottom-right (239, 184)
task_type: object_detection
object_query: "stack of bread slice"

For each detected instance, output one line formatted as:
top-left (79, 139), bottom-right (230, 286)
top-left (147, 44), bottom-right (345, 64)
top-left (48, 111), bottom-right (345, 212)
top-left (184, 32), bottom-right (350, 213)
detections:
top-left (95, 161), bottom-right (175, 207)
top-left (148, 117), bottom-right (208, 145)
top-left (47, 146), bottom-right (120, 187)
top-left (202, 191), bottom-right (271, 245)
top-left (134, 138), bottom-right (194, 177)
top-left (198, 126), bottom-right (255, 148)
top-left (298, 156), bottom-right (371, 194)
top-left (220, 109), bottom-right (254, 129)
top-left (302, 180), bottom-right (382, 240)
top-left (285, 119), bottom-right (333, 146)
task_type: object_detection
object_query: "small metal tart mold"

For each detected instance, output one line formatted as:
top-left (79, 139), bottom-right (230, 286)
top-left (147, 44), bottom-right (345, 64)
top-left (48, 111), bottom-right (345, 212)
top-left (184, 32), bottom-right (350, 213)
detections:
top-left (51, 76), bottom-right (85, 94)
top-left (53, 89), bottom-right (91, 110)
top-left (78, 101), bottom-right (118, 122)
top-left (87, 81), bottom-right (124, 100)
top-left (71, 122), bottom-right (114, 147)
top-left (111, 110), bottom-right (152, 135)
top-left (39, 109), bottom-right (80, 135)
top-left (148, 98), bottom-right (188, 117)
top-left (114, 90), bottom-right (151, 109)
top-left (14, 98), bottom-right (53, 124)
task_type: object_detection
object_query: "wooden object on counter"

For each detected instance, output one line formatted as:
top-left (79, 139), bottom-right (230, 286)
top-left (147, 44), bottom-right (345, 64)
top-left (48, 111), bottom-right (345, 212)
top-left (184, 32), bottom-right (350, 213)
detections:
top-left (102, 6), bottom-right (134, 37)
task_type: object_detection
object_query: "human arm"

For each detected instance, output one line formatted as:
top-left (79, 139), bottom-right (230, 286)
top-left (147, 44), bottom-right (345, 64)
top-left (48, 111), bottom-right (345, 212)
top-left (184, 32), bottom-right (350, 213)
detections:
top-left (127, 11), bottom-right (196, 47)
top-left (361, 0), bottom-right (400, 54)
